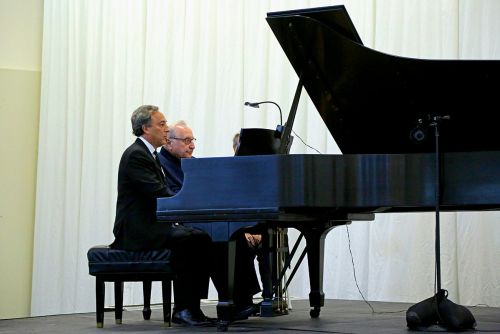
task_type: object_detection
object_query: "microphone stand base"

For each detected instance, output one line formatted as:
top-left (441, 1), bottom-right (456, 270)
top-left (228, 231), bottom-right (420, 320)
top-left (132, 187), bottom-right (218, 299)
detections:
top-left (406, 289), bottom-right (476, 331)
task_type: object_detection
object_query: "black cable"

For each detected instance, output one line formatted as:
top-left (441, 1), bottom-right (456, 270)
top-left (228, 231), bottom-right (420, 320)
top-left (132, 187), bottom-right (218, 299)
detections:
top-left (291, 129), bottom-right (322, 154)
top-left (287, 130), bottom-right (399, 315)
top-left (345, 215), bottom-right (499, 330)
top-left (345, 225), bottom-right (406, 315)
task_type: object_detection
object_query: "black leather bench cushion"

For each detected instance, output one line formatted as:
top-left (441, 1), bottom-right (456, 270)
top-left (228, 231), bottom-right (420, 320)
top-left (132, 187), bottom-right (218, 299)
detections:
top-left (88, 245), bottom-right (172, 275)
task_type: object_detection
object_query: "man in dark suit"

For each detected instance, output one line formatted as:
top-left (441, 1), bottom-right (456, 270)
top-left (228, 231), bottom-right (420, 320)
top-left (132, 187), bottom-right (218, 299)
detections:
top-left (111, 105), bottom-right (213, 326)
top-left (158, 121), bottom-right (260, 320)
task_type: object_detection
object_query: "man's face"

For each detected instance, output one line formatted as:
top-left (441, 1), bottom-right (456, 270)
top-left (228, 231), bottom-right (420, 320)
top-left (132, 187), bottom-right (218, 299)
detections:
top-left (165, 125), bottom-right (195, 158)
top-left (143, 111), bottom-right (169, 148)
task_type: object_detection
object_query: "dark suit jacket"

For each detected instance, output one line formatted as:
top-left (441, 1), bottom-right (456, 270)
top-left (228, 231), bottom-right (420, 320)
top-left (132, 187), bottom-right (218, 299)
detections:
top-left (111, 138), bottom-right (172, 250)
top-left (158, 147), bottom-right (185, 194)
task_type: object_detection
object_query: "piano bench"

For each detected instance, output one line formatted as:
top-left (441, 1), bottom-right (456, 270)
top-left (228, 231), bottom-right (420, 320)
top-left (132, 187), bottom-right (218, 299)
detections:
top-left (87, 245), bottom-right (173, 328)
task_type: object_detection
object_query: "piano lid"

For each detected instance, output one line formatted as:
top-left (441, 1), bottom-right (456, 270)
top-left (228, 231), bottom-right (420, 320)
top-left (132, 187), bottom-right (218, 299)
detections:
top-left (266, 5), bottom-right (500, 154)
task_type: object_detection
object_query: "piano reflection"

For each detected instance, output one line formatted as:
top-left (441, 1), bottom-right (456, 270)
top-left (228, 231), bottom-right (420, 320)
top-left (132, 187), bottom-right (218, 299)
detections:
top-left (156, 5), bottom-right (500, 330)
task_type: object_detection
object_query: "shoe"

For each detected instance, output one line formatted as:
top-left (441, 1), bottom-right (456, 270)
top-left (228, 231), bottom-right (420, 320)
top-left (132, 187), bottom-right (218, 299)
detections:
top-left (192, 308), bottom-right (217, 324)
top-left (172, 308), bottom-right (212, 327)
top-left (233, 304), bottom-right (257, 321)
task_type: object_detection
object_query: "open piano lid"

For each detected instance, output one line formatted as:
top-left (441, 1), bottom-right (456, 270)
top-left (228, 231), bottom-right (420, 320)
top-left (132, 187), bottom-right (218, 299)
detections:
top-left (267, 5), bottom-right (500, 154)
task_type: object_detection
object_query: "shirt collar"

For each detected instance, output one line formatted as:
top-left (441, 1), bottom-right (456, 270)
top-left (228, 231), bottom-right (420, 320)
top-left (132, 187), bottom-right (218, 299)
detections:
top-left (138, 136), bottom-right (156, 156)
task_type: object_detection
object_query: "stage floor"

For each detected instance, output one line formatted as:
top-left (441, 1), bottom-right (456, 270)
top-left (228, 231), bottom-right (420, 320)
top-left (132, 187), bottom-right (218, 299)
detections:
top-left (1, 299), bottom-right (499, 333)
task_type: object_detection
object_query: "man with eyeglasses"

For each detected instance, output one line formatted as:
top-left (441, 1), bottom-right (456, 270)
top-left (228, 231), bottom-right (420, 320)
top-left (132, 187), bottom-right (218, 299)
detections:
top-left (157, 120), bottom-right (196, 194)
top-left (158, 121), bottom-right (261, 321)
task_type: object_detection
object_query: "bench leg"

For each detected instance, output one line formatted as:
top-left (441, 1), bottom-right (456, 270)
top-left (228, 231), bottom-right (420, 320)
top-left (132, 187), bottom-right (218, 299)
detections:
top-left (143, 280), bottom-right (152, 320)
top-left (114, 281), bottom-right (124, 324)
top-left (96, 277), bottom-right (105, 328)
top-left (162, 280), bottom-right (172, 327)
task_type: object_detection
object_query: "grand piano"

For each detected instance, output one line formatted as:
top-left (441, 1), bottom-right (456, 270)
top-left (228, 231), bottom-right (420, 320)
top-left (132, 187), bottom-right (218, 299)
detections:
top-left (157, 5), bottom-right (500, 330)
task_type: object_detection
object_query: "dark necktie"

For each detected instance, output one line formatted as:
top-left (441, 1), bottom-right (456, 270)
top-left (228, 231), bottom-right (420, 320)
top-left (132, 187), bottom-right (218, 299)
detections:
top-left (153, 151), bottom-right (165, 177)
top-left (153, 150), bottom-right (160, 165)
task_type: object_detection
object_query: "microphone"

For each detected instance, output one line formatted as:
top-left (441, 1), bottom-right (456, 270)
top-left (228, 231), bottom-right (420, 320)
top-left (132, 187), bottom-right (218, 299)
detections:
top-left (244, 100), bottom-right (283, 126)
top-left (410, 114), bottom-right (451, 143)
top-left (244, 102), bottom-right (260, 108)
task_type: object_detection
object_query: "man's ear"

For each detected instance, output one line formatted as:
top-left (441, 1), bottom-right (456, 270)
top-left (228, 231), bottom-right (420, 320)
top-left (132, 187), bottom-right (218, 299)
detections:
top-left (141, 124), bottom-right (149, 134)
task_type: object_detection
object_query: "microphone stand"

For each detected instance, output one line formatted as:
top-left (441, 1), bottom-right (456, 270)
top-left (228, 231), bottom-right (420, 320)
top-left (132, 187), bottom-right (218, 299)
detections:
top-left (432, 116), bottom-right (443, 295)
top-left (244, 101), bottom-right (283, 127)
top-left (406, 115), bottom-right (476, 331)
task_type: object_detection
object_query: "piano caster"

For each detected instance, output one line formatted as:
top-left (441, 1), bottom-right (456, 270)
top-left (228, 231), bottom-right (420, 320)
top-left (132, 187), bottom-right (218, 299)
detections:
top-left (217, 320), bottom-right (229, 332)
top-left (310, 307), bottom-right (320, 318)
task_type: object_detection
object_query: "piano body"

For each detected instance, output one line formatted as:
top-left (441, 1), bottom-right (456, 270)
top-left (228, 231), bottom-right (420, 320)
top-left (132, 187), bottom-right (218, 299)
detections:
top-left (157, 5), bottom-right (500, 328)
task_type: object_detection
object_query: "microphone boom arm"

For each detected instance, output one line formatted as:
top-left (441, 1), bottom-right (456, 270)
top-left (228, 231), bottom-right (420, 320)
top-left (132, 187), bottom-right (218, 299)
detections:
top-left (244, 101), bottom-right (283, 126)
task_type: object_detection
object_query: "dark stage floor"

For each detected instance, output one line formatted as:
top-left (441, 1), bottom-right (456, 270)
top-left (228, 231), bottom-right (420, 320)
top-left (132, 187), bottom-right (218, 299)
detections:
top-left (1, 299), bottom-right (499, 333)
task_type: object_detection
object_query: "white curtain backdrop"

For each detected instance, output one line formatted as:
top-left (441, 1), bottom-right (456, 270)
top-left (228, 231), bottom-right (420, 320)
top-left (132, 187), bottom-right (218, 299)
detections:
top-left (32, 0), bottom-right (500, 316)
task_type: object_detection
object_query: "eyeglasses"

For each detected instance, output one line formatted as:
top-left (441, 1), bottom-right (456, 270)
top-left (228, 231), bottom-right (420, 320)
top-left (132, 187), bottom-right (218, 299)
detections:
top-left (169, 137), bottom-right (197, 145)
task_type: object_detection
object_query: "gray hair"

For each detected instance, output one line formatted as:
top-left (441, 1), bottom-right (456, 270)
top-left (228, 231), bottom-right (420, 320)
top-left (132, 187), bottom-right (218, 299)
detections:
top-left (168, 120), bottom-right (189, 138)
top-left (233, 132), bottom-right (240, 151)
top-left (131, 105), bottom-right (159, 136)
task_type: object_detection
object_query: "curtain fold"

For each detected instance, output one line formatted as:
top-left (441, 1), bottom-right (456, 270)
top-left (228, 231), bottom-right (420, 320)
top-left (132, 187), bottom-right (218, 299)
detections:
top-left (32, 0), bottom-right (500, 315)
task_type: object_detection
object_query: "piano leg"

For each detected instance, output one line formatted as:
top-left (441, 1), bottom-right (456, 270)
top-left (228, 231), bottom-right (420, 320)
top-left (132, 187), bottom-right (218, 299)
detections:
top-left (298, 222), bottom-right (339, 318)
